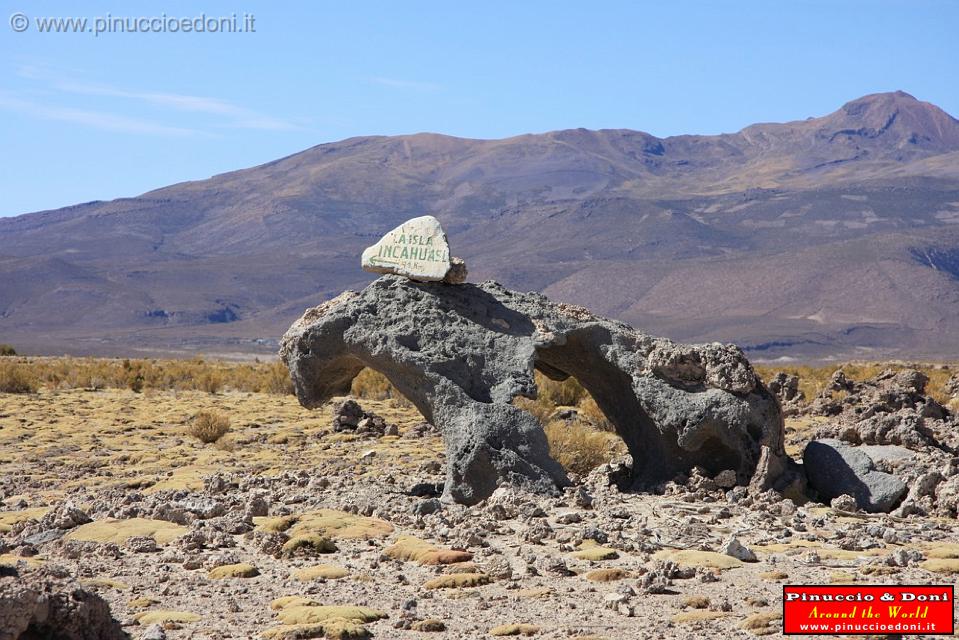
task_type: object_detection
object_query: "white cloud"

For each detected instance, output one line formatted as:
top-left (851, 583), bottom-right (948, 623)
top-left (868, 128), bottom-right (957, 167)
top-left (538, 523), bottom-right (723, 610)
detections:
top-left (54, 81), bottom-right (300, 131)
top-left (0, 94), bottom-right (205, 136)
top-left (12, 62), bottom-right (302, 132)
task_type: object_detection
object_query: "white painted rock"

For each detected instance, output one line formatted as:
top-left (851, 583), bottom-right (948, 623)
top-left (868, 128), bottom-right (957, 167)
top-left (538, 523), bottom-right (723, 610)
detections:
top-left (361, 215), bottom-right (455, 282)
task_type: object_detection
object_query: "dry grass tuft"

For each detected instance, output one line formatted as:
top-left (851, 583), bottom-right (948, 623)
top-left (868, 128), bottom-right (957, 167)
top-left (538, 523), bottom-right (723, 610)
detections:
top-left (682, 595), bottom-right (710, 609)
top-left (284, 509), bottom-right (394, 540)
top-left (489, 623), bottom-right (541, 636)
top-left (539, 375), bottom-right (588, 406)
top-left (134, 610), bottom-right (201, 625)
top-left (350, 368), bottom-right (394, 400)
top-left (196, 369), bottom-right (223, 394)
top-left (81, 577), bottom-right (130, 591)
top-left (266, 360), bottom-right (295, 395)
top-left (350, 367), bottom-right (413, 408)
top-left (423, 572), bottom-right (491, 589)
top-left (0, 361), bottom-right (38, 394)
top-left (754, 362), bottom-right (957, 405)
top-left (293, 564), bottom-right (350, 581)
top-left (585, 568), bottom-right (629, 582)
top-left (65, 518), bottom-right (187, 545)
top-left (255, 515), bottom-right (299, 533)
top-left (829, 570), bottom-right (857, 584)
top-left (208, 563), bottom-right (259, 579)
top-left (571, 541), bottom-right (620, 561)
top-left (671, 611), bottom-right (730, 624)
top-left (189, 410), bottom-right (231, 443)
top-left (509, 371), bottom-right (625, 475)
top-left (0, 507), bottom-right (50, 533)
top-left (272, 602), bottom-right (386, 625)
top-left (385, 535), bottom-right (473, 565)
top-left (759, 570), bottom-right (789, 581)
top-left (0, 355), bottom-right (297, 395)
top-left (411, 619), bottom-right (446, 632)
top-left (919, 558), bottom-right (959, 573)
top-left (213, 435), bottom-right (236, 452)
top-left (543, 420), bottom-right (624, 476)
top-left (262, 621), bottom-right (370, 640)
top-left (924, 543), bottom-right (959, 559)
top-left (281, 534), bottom-right (338, 557)
top-left (740, 611), bottom-right (782, 633)
top-left (127, 597), bottom-right (159, 609)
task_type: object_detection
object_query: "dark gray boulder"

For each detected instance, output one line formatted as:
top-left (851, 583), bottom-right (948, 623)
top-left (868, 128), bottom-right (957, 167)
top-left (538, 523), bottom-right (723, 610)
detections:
top-left (280, 276), bottom-right (791, 505)
top-left (803, 438), bottom-right (908, 512)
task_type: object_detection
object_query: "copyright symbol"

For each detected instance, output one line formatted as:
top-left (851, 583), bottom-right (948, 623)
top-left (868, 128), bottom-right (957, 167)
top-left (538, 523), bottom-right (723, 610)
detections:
top-left (10, 12), bottom-right (29, 32)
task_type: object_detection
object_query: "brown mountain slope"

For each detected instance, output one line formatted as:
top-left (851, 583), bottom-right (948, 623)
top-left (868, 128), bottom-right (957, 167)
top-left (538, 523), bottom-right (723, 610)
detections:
top-left (2, 91), bottom-right (959, 359)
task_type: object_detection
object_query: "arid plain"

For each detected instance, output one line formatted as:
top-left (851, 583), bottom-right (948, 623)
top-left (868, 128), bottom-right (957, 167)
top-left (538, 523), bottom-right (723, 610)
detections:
top-left (2, 356), bottom-right (959, 639)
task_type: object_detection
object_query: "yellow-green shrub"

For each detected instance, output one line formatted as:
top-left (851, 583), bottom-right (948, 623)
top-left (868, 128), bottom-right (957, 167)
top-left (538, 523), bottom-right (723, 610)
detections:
top-left (189, 410), bottom-right (231, 443)
top-left (0, 361), bottom-right (37, 394)
top-left (544, 420), bottom-right (624, 475)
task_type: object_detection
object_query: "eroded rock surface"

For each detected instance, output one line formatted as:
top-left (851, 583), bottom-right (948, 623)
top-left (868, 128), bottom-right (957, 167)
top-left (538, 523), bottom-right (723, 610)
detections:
top-left (280, 276), bottom-right (791, 504)
top-left (808, 368), bottom-right (959, 515)
top-left (767, 372), bottom-right (805, 416)
top-left (0, 564), bottom-right (127, 640)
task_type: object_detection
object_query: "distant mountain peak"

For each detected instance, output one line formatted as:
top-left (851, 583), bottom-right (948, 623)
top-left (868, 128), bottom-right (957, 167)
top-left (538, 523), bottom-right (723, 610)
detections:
top-left (840, 90), bottom-right (922, 116)
top-left (4, 92), bottom-right (959, 359)
top-left (822, 90), bottom-right (959, 149)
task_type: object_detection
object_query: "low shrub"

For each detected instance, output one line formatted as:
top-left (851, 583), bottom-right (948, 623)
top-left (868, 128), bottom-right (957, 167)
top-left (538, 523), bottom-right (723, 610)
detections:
top-left (543, 419), bottom-right (624, 476)
top-left (351, 368), bottom-right (413, 407)
top-left (3, 356), bottom-right (299, 395)
top-left (264, 360), bottom-right (295, 395)
top-left (538, 374), bottom-right (587, 406)
top-left (754, 362), bottom-right (956, 405)
top-left (0, 361), bottom-right (38, 394)
top-left (196, 370), bottom-right (223, 395)
top-left (0, 344), bottom-right (16, 356)
top-left (189, 410), bottom-right (231, 443)
top-left (577, 394), bottom-right (614, 432)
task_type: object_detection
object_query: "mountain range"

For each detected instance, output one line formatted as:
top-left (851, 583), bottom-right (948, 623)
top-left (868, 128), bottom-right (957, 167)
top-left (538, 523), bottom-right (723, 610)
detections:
top-left (3, 90), bottom-right (959, 360)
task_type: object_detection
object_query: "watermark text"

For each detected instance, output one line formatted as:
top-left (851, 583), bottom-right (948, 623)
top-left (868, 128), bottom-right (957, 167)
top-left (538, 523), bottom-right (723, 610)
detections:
top-left (9, 12), bottom-right (256, 36)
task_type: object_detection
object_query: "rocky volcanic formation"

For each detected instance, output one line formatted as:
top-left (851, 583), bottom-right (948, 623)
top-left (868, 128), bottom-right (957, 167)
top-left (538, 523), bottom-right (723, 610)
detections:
top-left (0, 564), bottom-right (127, 640)
top-left (804, 368), bottom-right (959, 514)
top-left (281, 275), bottom-right (793, 505)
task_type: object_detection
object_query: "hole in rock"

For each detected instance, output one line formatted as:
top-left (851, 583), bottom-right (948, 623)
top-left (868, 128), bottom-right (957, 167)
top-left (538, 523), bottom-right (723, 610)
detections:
top-left (528, 329), bottom-right (749, 487)
top-left (513, 370), bottom-right (627, 476)
top-left (349, 367), bottom-right (426, 417)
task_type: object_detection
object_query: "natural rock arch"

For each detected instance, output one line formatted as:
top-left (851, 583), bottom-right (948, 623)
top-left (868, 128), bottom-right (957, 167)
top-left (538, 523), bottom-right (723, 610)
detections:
top-left (281, 276), bottom-right (791, 505)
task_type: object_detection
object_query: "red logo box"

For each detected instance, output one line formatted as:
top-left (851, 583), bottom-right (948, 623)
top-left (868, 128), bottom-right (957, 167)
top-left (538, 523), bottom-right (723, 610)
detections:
top-left (783, 585), bottom-right (955, 635)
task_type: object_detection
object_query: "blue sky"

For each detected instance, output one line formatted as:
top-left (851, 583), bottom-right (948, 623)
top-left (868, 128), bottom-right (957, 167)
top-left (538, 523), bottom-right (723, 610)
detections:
top-left (1, 0), bottom-right (956, 216)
